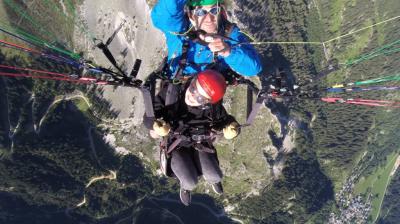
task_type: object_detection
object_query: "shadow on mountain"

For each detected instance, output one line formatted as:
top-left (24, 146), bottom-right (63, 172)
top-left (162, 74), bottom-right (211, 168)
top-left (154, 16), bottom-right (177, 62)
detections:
top-left (96, 193), bottom-right (238, 224)
top-left (134, 194), bottom-right (237, 224)
top-left (237, 151), bottom-right (334, 223)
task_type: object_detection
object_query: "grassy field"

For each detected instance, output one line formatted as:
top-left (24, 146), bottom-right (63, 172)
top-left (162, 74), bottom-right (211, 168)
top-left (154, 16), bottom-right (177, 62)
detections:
top-left (354, 152), bottom-right (399, 222)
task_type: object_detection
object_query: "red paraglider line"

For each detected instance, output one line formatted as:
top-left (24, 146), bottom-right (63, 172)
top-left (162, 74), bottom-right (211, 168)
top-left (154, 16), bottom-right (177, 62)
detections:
top-left (0, 70), bottom-right (109, 86)
top-left (0, 71), bottom-right (86, 83)
top-left (0, 39), bottom-right (41, 54)
top-left (0, 64), bottom-right (71, 78)
top-left (0, 38), bottom-right (82, 67)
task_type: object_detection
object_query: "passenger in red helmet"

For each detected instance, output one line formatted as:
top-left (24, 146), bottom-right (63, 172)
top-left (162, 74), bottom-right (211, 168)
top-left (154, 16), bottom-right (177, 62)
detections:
top-left (185, 70), bottom-right (226, 106)
top-left (143, 69), bottom-right (240, 206)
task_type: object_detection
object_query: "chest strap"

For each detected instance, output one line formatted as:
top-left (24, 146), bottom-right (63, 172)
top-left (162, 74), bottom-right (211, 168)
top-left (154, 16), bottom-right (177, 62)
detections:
top-left (173, 40), bottom-right (190, 81)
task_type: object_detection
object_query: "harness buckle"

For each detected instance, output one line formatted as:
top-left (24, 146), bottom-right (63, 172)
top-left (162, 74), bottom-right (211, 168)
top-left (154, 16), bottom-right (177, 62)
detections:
top-left (191, 134), bottom-right (207, 142)
top-left (172, 76), bottom-right (191, 85)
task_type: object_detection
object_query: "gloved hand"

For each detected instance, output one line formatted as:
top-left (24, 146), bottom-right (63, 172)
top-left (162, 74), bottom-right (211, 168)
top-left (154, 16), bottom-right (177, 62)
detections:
top-left (152, 119), bottom-right (171, 137)
top-left (223, 122), bottom-right (240, 140)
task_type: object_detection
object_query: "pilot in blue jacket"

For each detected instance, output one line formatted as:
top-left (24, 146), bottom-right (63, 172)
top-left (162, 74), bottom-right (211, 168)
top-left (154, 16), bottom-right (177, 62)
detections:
top-left (151, 0), bottom-right (263, 78)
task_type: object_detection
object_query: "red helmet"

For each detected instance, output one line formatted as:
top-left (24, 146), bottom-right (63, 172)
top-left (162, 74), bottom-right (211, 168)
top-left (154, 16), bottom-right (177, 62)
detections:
top-left (197, 70), bottom-right (227, 104)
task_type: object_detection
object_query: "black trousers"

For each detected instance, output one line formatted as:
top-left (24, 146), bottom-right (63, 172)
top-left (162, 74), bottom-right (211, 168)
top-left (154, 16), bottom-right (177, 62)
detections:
top-left (170, 146), bottom-right (222, 190)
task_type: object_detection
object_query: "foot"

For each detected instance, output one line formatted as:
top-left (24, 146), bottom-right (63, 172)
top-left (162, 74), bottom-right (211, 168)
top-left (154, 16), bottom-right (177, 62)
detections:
top-left (179, 188), bottom-right (191, 206)
top-left (212, 182), bottom-right (223, 195)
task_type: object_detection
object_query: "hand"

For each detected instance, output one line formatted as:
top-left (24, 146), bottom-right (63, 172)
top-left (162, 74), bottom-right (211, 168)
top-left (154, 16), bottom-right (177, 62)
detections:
top-left (223, 122), bottom-right (240, 140)
top-left (149, 130), bottom-right (161, 139)
top-left (200, 34), bottom-right (231, 57)
top-left (152, 119), bottom-right (171, 137)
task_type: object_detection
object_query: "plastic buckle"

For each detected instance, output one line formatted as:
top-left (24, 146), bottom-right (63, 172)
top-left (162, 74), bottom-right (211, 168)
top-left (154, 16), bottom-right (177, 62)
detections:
top-left (172, 78), bottom-right (183, 85)
top-left (192, 134), bottom-right (207, 142)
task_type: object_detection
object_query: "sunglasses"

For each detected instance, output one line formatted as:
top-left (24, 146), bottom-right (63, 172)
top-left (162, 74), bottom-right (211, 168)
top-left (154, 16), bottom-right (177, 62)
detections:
top-left (193, 6), bottom-right (220, 17)
top-left (187, 78), bottom-right (211, 105)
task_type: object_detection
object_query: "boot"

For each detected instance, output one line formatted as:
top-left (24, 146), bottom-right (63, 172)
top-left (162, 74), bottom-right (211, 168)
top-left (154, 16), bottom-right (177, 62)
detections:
top-left (179, 188), bottom-right (191, 206)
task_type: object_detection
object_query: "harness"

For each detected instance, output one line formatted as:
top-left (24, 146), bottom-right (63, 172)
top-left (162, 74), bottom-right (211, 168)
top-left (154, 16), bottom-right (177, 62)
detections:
top-left (143, 57), bottom-right (265, 155)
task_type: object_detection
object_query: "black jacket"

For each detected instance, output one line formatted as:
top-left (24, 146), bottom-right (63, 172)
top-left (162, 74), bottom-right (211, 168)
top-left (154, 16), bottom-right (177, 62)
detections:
top-left (143, 80), bottom-right (236, 138)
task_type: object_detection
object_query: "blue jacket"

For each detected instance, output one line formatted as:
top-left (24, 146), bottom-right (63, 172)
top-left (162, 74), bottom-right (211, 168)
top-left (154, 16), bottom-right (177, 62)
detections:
top-left (151, 0), bottom-right (263, 78)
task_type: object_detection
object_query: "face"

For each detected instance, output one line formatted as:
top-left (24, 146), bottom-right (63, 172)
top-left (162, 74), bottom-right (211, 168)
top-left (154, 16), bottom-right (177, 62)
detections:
top-left (185, 79), bottom-right (211, 107)
top-left (189, 5), bottom-right (220, 34)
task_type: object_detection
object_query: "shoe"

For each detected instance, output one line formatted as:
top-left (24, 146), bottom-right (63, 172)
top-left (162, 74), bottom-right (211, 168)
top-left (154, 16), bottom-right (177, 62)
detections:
top-left (179, 188), bottom-right (191, 206)
top-left (212, 182), bottom-right (223, 195)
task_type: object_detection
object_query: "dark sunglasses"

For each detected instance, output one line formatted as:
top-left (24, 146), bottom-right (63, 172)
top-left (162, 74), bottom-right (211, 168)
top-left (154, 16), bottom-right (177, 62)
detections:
top-left (187, 78), bottom-right (211, 105)
top-left (193, 7), bottom-right (220, 17)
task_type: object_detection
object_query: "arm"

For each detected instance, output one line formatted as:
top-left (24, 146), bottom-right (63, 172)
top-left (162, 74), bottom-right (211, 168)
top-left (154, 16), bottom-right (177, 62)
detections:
top-left (151, 0), bottom-right (189, 34)
top-left (213, 104), bottom-right (240, 140)
top-left (223, 27), bottom-right (263, 77)
top-left (143, 83), bottom-right (169, 130)
top-left (211, 103), bottom-right (238, 131)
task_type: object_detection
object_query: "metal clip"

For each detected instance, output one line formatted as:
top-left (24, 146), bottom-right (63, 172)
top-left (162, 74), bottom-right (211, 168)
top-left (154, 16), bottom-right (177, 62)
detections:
top-left (192, 134), bottom-right (207, 142)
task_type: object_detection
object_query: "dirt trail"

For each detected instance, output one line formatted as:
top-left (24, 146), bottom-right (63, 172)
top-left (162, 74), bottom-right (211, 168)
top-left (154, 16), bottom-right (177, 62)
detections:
top-left (390, 155), bottom-right (400, 177)
top-left (35, 92), bottom-right (91, 134)
top-left (85, 170), bottom-right (117, 188)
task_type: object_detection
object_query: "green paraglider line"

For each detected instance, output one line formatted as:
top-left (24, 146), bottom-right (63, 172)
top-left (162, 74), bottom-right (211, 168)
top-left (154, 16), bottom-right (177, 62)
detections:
top-left (0, 19), bottom-right (74, 54)
top-left (345, 39), bottom-right (400, 66)
top-left (3, 0), bottom-right (59, 43)
top-left (0, 20), bottom-right (45, 44)
top-left (4, 0), bottom-right (96, 51)
top-left (0, 25), bottom-right (81, 60)
top-left (328, 73), bottom-right (400, 88)
top-left (354, 74), bottom-right (400, 86)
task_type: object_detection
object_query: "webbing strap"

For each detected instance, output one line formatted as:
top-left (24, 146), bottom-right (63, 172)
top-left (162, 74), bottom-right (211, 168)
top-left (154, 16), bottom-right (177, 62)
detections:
top-left (140, 87), bottom-right (155, 120)
top-left (246, 85), bottom-right (253, 119)
top-left (95, 21), bottom-right (130, 78)
top-left (173, 41), bottom-right (190, 80)
top-left (165, 83), bottom-right (179, 106)
top-left (244, 95), bottom-right (265, 126)
top-left (167, 137), bottom-right (184, 154)
top-left (96, 42), bottom-right (126, 76)
top-left (130, 59), bottom-right (142, 78)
